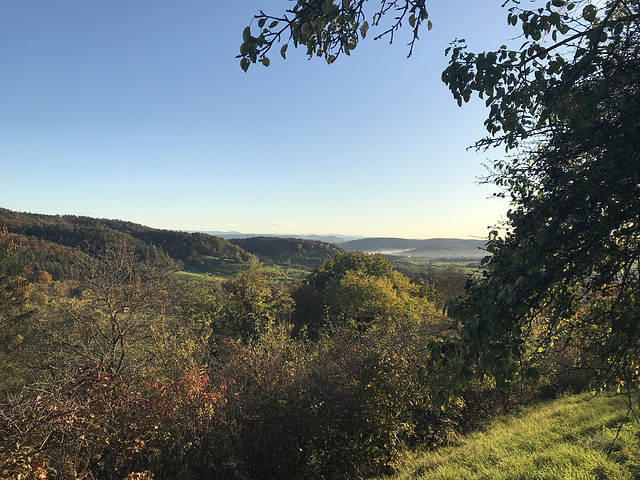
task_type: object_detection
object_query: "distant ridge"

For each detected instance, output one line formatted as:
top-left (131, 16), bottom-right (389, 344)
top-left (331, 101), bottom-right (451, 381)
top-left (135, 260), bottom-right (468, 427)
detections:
top-left (341, 237), bottom-right (488, 258)
top-left (199, 231), bottom-right (364, 244)
top-left (199, 232), bottom-right (488, 259)
top-left (0, 208), bottom-right (347, 277)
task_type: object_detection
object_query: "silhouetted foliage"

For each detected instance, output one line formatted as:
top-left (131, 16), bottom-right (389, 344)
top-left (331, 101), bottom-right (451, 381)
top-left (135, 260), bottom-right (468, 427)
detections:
top-left (421, 0), bottom-right (640, 402)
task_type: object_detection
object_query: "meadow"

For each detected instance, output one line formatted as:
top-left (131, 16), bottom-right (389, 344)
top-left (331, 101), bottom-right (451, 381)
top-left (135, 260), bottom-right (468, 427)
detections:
top-left (175, 254), bottom-right (310, 282)
top-left (376, 392), bottom-right (640, 480)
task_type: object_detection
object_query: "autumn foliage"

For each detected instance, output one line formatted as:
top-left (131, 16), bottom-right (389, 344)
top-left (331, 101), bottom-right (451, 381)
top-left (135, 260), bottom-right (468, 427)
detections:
top-left (0, 242), bottom-right (550, 479)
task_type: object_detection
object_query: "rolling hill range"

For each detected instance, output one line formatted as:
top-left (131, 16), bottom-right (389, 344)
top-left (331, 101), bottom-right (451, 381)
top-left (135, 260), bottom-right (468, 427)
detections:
top-left (202, 231), bottom-right (363, 244)
top-left (0, 209), bottom-right (342, 280)
top-left (340, 237), bottom-right (488, 259)
top-left (0, 209), bottom-right (488, 283)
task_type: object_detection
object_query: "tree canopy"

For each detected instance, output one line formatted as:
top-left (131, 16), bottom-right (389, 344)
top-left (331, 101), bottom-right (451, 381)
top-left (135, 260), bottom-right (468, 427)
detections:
top-left (292, 251), bottom-right (439, 336)
top-left (440, 0), bottom-right (640, 394)
top-left (244, 0), bottom-right (640, 395)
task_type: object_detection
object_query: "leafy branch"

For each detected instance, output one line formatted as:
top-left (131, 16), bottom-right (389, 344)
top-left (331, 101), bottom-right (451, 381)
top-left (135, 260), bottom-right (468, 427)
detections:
top-left (239, 0), bottom-right (431, 71)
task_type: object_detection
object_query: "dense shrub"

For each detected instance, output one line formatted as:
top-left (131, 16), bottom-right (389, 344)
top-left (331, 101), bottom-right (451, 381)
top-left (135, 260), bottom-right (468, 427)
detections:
top-left (1, 250), bottom-right (579, 480)
top-left (192, 316), bottom-right (452, 479)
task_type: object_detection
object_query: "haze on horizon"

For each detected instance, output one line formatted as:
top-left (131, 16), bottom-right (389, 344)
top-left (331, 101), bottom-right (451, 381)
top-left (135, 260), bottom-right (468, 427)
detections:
top-left (0, 1), bottom-right (514, 239)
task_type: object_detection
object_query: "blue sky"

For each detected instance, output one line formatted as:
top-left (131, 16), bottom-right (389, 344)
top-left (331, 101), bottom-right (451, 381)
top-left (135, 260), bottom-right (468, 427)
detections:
top-left (0, 1), bottom-right (517, 239)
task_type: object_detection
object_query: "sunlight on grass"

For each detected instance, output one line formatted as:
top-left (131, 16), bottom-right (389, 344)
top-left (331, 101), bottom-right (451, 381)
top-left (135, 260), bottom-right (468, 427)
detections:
top-left (378, 393), bottom-right (640, 480)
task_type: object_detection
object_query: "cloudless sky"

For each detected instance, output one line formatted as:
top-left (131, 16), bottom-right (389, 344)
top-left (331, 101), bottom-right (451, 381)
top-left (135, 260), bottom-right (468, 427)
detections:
top-left (0, 1), bottom-right (519, 239)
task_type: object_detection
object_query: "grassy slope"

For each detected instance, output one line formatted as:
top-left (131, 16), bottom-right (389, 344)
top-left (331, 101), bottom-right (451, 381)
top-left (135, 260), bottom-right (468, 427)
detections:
top-left (377, 393), bottom-right (640, 480)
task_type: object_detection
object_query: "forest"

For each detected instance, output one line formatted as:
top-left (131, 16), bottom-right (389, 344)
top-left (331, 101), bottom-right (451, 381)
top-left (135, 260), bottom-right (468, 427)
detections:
top-left (0, 209), bottom-right (591, 479)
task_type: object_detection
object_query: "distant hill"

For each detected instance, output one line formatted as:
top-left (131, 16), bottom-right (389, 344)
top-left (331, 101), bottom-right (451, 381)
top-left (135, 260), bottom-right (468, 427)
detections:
top-left (228, 237), bottom-right (343, 268)
top-left (0, 208), bottom-right (489, 280)
top-left (206, 232), bottom-right (488, 259)
top-left (0, 209), bottom-right (347, 279)
top-left (341, 237), bottom-right (488, 259)
top-left (0, 208), bottom-right (255, 279)
top-left (201, 231), bottom-right (364, 244)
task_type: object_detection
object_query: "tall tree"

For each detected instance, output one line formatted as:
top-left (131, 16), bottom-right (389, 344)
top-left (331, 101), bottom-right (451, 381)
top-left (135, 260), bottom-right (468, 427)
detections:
top-left (40, 242), bottom-right (180, 376)
top-left (293, 251), bottom-right (439, 336)
top-left (0, 229), bottom-right (30, 324)
top-left (438, 0), bottom-right (640, 394)
top-left (221, 261), bottom-right (295, 341)
top-left (0, 229), bottom-right (32, 391)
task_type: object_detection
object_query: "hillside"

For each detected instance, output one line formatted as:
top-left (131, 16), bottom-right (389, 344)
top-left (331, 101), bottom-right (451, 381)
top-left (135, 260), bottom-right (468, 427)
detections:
top-left (0, 209), bottom-right (489, 282)
top-left (2, 209), bottom-right (619, 480)
top-left (0, 208), bottom-right (250, 276)
top-left (376, 392), bottom-right (640, 480)
top-left (0, 209), bottom-right (344, 279)
top-left (341, 237), bottom-right (488, 259)
top-left (203, 231), bottom-right (363, 243)
top-left (229, 236), bottom-right (343, 268)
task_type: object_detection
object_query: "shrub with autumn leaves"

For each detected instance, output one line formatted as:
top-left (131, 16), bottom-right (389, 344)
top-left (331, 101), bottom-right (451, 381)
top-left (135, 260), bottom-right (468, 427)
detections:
top-left (196, 320), bottom-right (452, 480)
top-left (1, 250), bottom-right (530, 479)
top-left (0, 366), bottom-right (231, 480)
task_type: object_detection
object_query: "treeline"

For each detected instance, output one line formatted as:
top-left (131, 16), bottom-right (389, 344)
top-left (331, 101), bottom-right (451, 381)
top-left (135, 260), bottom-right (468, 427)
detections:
top-left (0, 223), bottom-right (587, 480)
top-left (0, 209), bottom-right (341, 279)
top-left (229, 236), bottom-right (343, 268)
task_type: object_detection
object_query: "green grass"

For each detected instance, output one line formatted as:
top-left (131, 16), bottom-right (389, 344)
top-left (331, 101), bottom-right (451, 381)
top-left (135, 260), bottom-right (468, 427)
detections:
top-left (186, 255), bottom-right (245, 278)
top-left (430, 260), bottom-right (481, 275)
top-left (261, 264), bottom-right (310, 283)
top-left (177, 255), bottom-right (311, 283)
top-left (377, 393), bottom-right (640, 480)
top-left (174, 270), bottom-right (220, 281)
top-left (390, 257), bottom-right (482, 276)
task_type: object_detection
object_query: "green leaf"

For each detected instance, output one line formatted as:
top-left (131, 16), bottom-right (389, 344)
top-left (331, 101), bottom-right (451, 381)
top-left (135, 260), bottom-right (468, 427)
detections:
top-left (240, 57), bottom-right (250, 72)
top-left (258, 18), bottom-right (266, 28)
top-left (408, 14), bottom-right (416, 28)
top-left (417, 367), bottom-right (427, 384)
top-left (280, 44), bottom-right (288, 59)
top-left (582, 4), bottom-right (597, 22)
top-left (428, 20), bottom-right (433, 31)
top-left (261, 57), bottom-right (270, 67)
top-left (360, 21), bottom-right (369, 38)
top-left (242, 26), bottom-right (252, 42)
top-left (525, 367), bottom-right (540, 381)
top-left (270, 21), bottom-right (278, 28)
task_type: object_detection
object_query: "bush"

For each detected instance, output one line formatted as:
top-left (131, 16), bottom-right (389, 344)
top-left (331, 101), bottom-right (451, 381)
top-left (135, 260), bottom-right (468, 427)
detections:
top-left (196, 317), bottom-right (451, 479)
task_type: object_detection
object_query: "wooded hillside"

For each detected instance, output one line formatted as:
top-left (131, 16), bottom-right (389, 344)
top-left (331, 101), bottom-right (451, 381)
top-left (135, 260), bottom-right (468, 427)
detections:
top-left (0, 209), bottom-right (343, 278)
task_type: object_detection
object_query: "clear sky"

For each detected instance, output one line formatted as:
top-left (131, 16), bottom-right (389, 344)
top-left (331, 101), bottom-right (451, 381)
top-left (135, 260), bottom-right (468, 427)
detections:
top-left (0, 1), bottom-right (517, 239)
